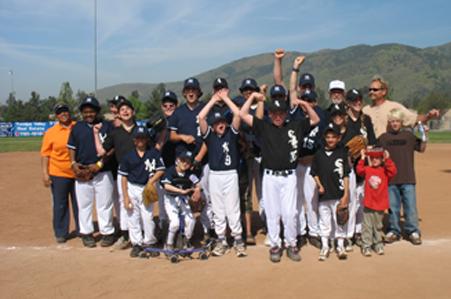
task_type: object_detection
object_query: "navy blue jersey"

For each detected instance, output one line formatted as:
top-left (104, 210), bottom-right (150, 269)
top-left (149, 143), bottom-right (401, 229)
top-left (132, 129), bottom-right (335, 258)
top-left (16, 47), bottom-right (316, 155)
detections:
top-left (67, 120), bottom-right (113, 167)
top-left (160, 165), bottom-right (200, 196)
top-left (118, 148), bottom-right (165, 185)
top-left (203, 126), bottom-right (240, 171)
top-left (168, 102), bottom-right (205, 156)
top-left (290, 105), bottom-right (327, 156)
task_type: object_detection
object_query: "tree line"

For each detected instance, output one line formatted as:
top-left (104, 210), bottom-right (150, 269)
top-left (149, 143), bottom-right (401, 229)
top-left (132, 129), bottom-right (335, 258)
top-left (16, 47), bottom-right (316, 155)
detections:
top-left (0, 81), bottom-right (449, 122)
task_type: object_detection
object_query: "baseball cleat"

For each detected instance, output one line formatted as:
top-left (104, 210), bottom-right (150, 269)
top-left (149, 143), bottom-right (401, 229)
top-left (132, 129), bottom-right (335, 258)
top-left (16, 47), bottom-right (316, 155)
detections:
top-left (269, 246), bottom-right (282, 263)
top-left (212, 242), bottom-right (229, 257)
top-left (384, 232), bottom-right (400, 244)
top-left (81, 234), bottom-right (96, 248)
top-left (114, 236), bottom-right (131, 250)
top-left (100, 234), bottom-right (115, 247)
top-left (308, 235), bottom-right (322, 249)
top-left (345, 238), bottom-right (353, 252)
top-left (318, 247), bottom-right (329, 261)
top-left (336, 247), bottom-right (347, 260)
top-left (130, 245), bottom-right (143, 258)
top-left (234, 241), bottom-right (247, 258)
top-left (286, 246), bottom-right (301, 262)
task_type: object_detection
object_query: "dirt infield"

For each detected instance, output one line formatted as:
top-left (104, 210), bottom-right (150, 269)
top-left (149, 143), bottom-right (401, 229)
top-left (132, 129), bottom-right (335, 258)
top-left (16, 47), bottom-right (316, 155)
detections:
top-left (1, 144), bottom-right (451, 299)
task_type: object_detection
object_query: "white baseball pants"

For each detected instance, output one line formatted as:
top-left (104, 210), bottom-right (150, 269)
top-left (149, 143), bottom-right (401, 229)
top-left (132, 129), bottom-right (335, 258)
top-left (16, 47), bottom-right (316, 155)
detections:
top-left (200, 164), bottom-right (214, 233)
top-left (164, 193), bottom-right (195, 245)
top-left (263, 170), bottom-right (298, 248)
top-left (126, 182), bottom-right (157, 246)
top-left (318, 199), bottom-right (346, 240)
top-left (296, 164), bottom-right (320, 237)
top-left (115, 174), bottom-right (128, 231)
top-left (209, 170), bottom-right (242, 239)
top-left (75, 171), bottom-right (114, 235)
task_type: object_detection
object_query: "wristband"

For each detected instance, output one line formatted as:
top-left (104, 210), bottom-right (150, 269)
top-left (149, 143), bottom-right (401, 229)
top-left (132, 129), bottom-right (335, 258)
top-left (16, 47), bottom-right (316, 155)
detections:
top-left (96, 161), bottom-right (104, 169)
top-left (71, 161), bottom-right (77, 166)
top-left (292, 68), bottom-right (299, 72)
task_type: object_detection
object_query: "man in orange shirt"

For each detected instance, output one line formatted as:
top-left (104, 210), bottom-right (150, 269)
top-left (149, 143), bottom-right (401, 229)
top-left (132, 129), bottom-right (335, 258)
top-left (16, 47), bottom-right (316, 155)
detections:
top-left (40, 104), bottom-right (79, 243)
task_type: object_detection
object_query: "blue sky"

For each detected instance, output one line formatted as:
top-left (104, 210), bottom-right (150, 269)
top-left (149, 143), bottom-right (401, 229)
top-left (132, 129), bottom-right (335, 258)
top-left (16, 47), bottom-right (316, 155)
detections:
top-left (1, 0), bottom-right (450, 101)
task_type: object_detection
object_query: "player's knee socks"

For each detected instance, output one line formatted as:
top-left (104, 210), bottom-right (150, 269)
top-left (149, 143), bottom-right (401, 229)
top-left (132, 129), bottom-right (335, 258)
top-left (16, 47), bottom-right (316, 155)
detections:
top-left (321, 237), bottom-right (329, 249)
top-left (337, 238), bottom-right (344, 249)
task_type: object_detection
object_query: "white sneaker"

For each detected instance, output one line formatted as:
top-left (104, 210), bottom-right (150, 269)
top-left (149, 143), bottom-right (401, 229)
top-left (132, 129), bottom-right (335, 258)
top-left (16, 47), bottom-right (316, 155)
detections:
top-left (234, 242), bottom-right (247, 258)
top-left (212, 242), bottom-right (229, 257)
top-left (345, 238), bottom-right (353, 252)
top-left (319, 247), bottom-right (329, 261)
top-left (264, 235), bottom-right (271, 247)
top-left (375, 246), bottom-right (385, 255)
top-left (336, 247), bottom-right (347, 260)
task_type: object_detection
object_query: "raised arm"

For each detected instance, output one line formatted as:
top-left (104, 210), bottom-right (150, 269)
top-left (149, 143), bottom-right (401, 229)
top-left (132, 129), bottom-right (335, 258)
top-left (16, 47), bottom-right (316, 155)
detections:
top-left (273, 48), bottom-right (286, 86)
top-left (198, 93), bottom-right (220, 135)
top-left (289, 56), bottom-right (305, 109)
top-left (239, 94), bottom-right (256, 127)
top-left (296, 99), bottom-right (320, 126)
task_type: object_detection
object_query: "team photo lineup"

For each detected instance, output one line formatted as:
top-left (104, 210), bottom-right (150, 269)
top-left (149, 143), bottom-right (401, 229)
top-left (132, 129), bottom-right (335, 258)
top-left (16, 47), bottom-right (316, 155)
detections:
top-left (40, 49), bottom-right (441, 263)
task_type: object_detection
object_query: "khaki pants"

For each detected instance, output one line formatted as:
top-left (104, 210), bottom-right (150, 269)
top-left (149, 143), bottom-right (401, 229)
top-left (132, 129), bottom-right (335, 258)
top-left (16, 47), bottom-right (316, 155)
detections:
top-left (362, 207), bottom-right (384, 250)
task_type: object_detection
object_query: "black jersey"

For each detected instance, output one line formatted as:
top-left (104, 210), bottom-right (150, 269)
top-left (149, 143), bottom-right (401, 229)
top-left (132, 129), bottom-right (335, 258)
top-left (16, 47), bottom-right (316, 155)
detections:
top-left (203, 126), bottom-right (239, 171)
top-left (310, 146), bottom-right (350, 201)
top-left (253, 117), bottom-right (310, 170)
top-left (341, 114), bottom-right (377, 146)
top-left (103, 124), bottom-right (138, 164)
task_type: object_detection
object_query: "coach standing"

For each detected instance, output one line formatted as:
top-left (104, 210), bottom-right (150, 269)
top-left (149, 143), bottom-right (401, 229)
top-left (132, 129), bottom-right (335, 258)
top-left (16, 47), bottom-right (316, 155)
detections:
top-left (40, 104), bottom-right (79, 243)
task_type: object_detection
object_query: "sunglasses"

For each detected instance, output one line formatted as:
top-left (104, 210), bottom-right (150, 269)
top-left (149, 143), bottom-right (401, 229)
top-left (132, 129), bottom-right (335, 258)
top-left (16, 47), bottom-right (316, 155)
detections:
top-left (162, 104), bottom-right (175, 109)
top-left (368, 88), bottom-right (383, 92)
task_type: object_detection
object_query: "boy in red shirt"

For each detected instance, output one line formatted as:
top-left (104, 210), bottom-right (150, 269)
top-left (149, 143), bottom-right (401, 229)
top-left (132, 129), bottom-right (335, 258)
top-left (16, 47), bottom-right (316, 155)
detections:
top-left (356, 148), bottom-right (397, 256)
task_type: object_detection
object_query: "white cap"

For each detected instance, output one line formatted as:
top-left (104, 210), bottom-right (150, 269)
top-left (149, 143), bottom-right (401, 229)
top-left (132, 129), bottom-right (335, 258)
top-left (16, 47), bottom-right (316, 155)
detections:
top-left (329, 80), bottom-right (345, 91)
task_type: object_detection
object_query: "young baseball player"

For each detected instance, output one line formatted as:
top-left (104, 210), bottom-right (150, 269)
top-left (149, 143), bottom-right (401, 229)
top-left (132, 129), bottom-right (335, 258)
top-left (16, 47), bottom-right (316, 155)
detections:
top-left (378, 109), bottom-right (427, 245)
top-left (240, 89), bottom-right (319, 263)
top-left (198, 88), bottom-right (246, 257)
top-left (161, 151), bottom-right (202, 251)
top-left (311, 123), bottom-right (350, 261)
top-left (67, 96), bottom-right (115, 248)
top-left (119, 126), bottom-right (165, 257)
top-left (356, 147), bottom-right (397, 256)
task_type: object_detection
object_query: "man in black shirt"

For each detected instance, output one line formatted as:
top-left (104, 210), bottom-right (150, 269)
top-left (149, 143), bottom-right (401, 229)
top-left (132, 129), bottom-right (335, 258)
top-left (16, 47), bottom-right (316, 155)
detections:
top-left (240, 92), bottom-right (319, 263)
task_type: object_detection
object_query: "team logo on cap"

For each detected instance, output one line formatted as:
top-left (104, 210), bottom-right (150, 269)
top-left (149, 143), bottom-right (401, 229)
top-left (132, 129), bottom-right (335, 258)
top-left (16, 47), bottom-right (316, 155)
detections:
top-left (305, 75), bottom-right (310, 80)
top-left (275, 86), bottom-right (280, 91)
top-left (138, 127), bottom-right (145, 133)
top-left (186, 151), bottom-right (193, 157)
top-left (334, 104), bottom-right (340, 110)
top-left (188, 79), bottom-right (194, 83)
top-left (352, 89), bottom-right (358, 94)
top-left (215, 112), bottom-right (221, 118)
top-left (329, 123), bottom-right (334, 129)
top-left (165, 91), bottom-right (170, 96)
top-left (246, 79), bottom-right (251, 84)
top-left (87, 98), bottom-right (92, 102)
top-left (217, 78), bottom-right (222, 83)
top-left (305, 90), bottom-right (311, 95)
top-left (275, 100), bottom-right (280, 107)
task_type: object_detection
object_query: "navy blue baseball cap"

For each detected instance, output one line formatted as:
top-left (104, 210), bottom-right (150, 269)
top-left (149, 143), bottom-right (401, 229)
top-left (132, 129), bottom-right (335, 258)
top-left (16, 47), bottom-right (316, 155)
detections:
top-left (54, 103), bottom-right (70, 115)
top-left (270, 85), bottom-right (287, 99)
top-left (300, 89), bottom-right (318, 102)
top-left (324, 123), bottom-right (341, 136)
top-left (183, 77), bottom-right (201, 90)
top-left (268, 99), bottom-right (288, 112)
top-left (239, 78), bottom-right (260, 92)
top-left (213, 77), bottom-right (228, 90)
top-left (178, 151), bottom-right (194, 163)
top-left (117, 98), bottom-right (134, 111)
top-left (133, 126), bottom-right (150, 139)
top-left (330, 103), bottom-right (347, 116)
top-left (79, 96), bottom-right (100, 112)
top-left (346, 88), bottom-right (362, 102)
top-left (299, 73), bottom-right (315, 87)
top-left (161, 90), bottom-right (178, 104)
top-left (108, 95), bottom-right (126, 106)
top-left (208, 111), bottom-right (227, 125)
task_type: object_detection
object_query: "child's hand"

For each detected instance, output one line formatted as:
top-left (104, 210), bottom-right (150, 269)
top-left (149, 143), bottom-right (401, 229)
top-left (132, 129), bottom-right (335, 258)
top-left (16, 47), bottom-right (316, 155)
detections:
top-left (293, 56), bottom-right (305, 69)
top-left (360, 149), bottom-right (366, 160)
top-left (384, 150), bottom-right (390, 160)
top-left (318, 184), bottom-right (325, 195)
top-left (274, 48), bottom-right (285, 59)
top-left (191, 188), bottom-right (201, 202)
top-left (124, 195), bottom-right (133, 210)
top-left (338, 195), bottom-right (349, 209)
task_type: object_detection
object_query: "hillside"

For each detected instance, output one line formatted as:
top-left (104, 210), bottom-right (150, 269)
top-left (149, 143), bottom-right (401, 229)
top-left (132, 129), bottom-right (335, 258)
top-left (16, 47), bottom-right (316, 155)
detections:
top-left (96, 42), bottom-right (451, 106)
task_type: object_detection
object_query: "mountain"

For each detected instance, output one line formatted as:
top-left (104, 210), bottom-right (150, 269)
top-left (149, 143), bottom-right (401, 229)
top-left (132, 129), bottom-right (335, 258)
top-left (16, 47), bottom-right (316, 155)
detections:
top-left (96, 42), bottom-right (451, 107)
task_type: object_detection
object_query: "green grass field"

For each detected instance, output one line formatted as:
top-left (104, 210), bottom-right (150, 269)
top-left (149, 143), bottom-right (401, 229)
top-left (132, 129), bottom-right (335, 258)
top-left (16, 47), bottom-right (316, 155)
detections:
top-left (1, 131), bottom-right (450, 153)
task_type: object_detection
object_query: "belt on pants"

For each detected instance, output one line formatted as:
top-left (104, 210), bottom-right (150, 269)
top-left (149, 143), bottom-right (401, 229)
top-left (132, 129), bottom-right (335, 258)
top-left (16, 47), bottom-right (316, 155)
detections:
top-left (264, 169), bottom-right (294, 177)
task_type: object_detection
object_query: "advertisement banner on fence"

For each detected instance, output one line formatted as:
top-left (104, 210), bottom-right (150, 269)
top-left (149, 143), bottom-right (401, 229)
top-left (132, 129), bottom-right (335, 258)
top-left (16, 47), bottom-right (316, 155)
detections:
top-left (0, 122), bottom-right (56, 137)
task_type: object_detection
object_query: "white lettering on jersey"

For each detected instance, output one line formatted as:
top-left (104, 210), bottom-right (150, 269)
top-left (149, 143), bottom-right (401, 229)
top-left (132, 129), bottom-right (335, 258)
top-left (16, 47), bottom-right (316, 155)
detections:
top-left (334, 158), bottom-right (344, 190)
top-left (288, 129), bottom-right (298, 163)
top-left (196, 116), bottom-right (201, 137)
top-left (360, 127), bottom-right (368, 138)
top-left (222, 141), bottom-right (231, 166)
top-left (144, 158), bottom-right (156, 173)
top-left (302, 126), bottom-right (319, 150)
top-left (99, 132), bottom-right (107, 144)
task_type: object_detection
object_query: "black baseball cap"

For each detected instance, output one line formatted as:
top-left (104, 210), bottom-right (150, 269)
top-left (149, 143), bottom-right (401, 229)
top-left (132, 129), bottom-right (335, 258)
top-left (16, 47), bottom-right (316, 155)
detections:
top-left (300, 89), bottom-right (318, 102)
top-left (208, 111), bottom-right (227, 125)
top-left (54, 103), bottom-right (69, 115)
top-left (178, 151), bottom-right (194, 163)
top-left (346, 88), bottom-right (363, 102)
top-left (324, 123), bottom-right (341, 136)
top-left (108, 95), bottom-right (126, 106)
top-left (79, 96), bottom-right (100, 112)
top-left (117, 98), bottom-right (134, 111)
top-left (268, 99), bottom-right (288, 113)
top-left (213, 77), bottom-right (228, 90)
top-left (330, 103), bottom-right (347, 116)
top-left (133, 126), bottom-right (149, 139)
top-left (270, 85), bottom-right (287, 99)
top-left (239, 78), bottom-right (260, 92)
top-left (161, 90), bottom-right (178, 104)
top-left (299, 73), bottom-right (315, 87)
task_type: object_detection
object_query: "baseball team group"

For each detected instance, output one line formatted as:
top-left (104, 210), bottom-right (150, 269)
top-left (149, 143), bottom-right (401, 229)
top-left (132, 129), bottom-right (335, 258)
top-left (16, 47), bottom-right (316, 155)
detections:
top-left (40, 49), bottom-right (440, 263)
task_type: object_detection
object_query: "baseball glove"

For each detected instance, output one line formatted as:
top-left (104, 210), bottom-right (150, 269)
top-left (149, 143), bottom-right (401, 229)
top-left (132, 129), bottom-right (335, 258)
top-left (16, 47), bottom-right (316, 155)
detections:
top-left (189, 198), bottom-right (206, 214)
top-left (336, 206), bottom-right (349, 226)
top-left (346, 135), bottom-right (368, 160)
top-left (142, 183), bottom-right (159, 206)
top-left (75, 165), bottom-right (93, 182)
